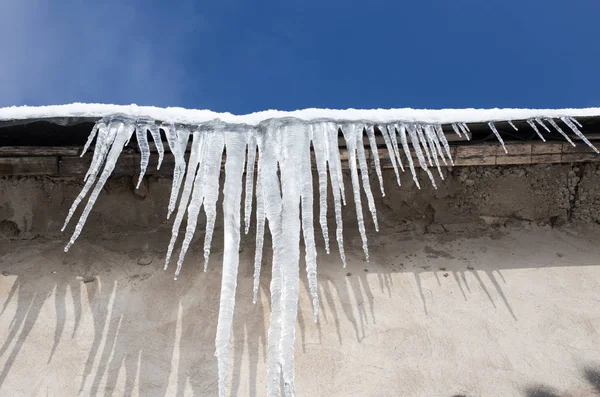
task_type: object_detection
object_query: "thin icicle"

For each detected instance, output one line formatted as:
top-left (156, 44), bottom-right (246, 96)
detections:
top-left (63, 120), bottom-right (115, 232)
top-left (165, 125), bottom-right (190, 219)
top-left (406, 124), bottom-right (437, 189)
top-left (460, 122), bottom-right (471, 141)
top-left (310, 124), bottom-right (330, 254)
top-left (535, 118), bottom-right (552, 133)
top-left (81, 123), bottom-right (100, 157)
top-left (422, 125), bottom-right (444, 179)
top-left (379, 125), bottom-right (401, 185)
top-left (546, 118), bottom-right (575, 147)
top-left (487, 122), bottom-right (508, 153)
top-left (341, 124), bottom-right (370, 261)
top-left (354, 125), bottom-right (379, 232)
top-left (569, 116), bottom-right (583, 128)
top-left (434, 124), bottom-right (454, 166)
top-left (366, 125), bottom-right (385, 196)
top-left (451, 123), bottom-right (463, 138)
top-left (164, 131), bottom-right (203, 270)
top-left (174, 130), bottom-right (223, 279)
top-left (323, 123), bottom-right (346, 266)
top-left (415, 124), bottom-right (433, 166)
top-left (244, 135), bottom-right (257, 234)
top-left (526, 119), bottom-right (547, 142)
top-left (508, 120), bottom-right (518, 131)
top-left (387, 125), bottom-right (405, 172)
top-left (135, 124), bottom-right (151, 189)
top-left (148, 125), bottom-right (165, 169)
top-left (396, 124), bottom-right (420, 189)
top-left (560, 116), bottom-right (598, 153)
top-left (215, 129), bottom-right (246, 397)
top-left (65, 120), bottom-right (135, 251)
top-left (202, 133), bottom-right (226, 271)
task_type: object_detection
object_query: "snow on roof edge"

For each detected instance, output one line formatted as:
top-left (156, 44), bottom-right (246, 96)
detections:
top-left (1, 103), bottom-right (600, 126)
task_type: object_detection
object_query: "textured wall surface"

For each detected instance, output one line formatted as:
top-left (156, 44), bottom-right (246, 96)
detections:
top-left (1, 167), bottom-right (600, 396)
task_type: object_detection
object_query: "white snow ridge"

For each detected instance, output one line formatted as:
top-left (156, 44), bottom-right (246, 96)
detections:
top-left (52, 106), bottom-right (599, 397)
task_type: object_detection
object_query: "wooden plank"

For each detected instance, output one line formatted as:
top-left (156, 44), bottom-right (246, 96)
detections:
top-left (533, 154), bottom-right (562, 164)
top-left (454, 156), bottom-right (497, 166)
top-left (532, 143), bottom-right (562, 154)
top-left (0, 157), bottom-right (58, 175)
top-left (496, 154), bottom-right (532, 165)
top-left (503, 143), bottom-right (532, 155)
top-left (561, 153), bottom-right (600, 163)
top-left (0, 146), bottom-right (82, 156)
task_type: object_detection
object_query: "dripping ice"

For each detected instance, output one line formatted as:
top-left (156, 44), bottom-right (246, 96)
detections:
top-left (61, 112), bottom-right (596, 396)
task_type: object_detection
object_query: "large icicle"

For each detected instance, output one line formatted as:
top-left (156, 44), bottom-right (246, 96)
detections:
top-left (354, 125), bottom-right (379, 232)
top-left (301, 125), bottom-right (319, 321)
top-left (422, 125), bottom-right (444, 179)
top-left (215, 127), bottom-right (246, 397)
top-left (527, 119), bottom-right (547, 142)
top-left (546, 117), bottom-right (575, 146)
top-left (148, 125), bottom-right (165, 169)
top-left (406, 124), bottom-right (437, 189)
top-left (434, 124), bottom-right (454, 166)
top-left (252, 148), bottom-right (266, 304)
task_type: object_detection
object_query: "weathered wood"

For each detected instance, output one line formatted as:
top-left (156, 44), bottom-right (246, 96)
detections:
top-left (0, 146), bottom-right (81, 156)
top-left (0, 157), bottom-right (58, 175)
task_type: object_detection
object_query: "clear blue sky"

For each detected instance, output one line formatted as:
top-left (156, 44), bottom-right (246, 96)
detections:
top-left (1, 1), bottom-right (599, 113)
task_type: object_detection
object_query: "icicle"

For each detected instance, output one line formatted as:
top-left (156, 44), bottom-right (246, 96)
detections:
top-left (202, 132), bottom-right (226, 271)
top-left (451, 123), bottom-right (463, 138)
top-left (459, 122), bottom-right (471, 141)
top-left (379, 125), bottom-right (401, 185)
top-left (164, 125), bottom-right (190, 219)
top-left (164, 131), bottom-right (203, 270)
top-left (487, 122), bottom-right (508, 153)
top-left (148, 125), bottom-right (165, 169)
top-left (406, 124), bottom-right (437, 189)
top-left (174, 130), bottom-right (224, 279)
top-left (526, 119), bottom-right (546, 142)
top-left (215, 129), bottom-right (246, 397)
top-left (535, 118), bottom-right (552, 133)
top-left (310, 124), bottom-right (330, 254)
top-left (300, 125), bottom-right (319, 321)
top-left (278, 123), bottom-right (305, 397)
top-left (252, 152), bottom-right (266, 304)
top-left (508, 120), bottom-right (518, 131)
top-left (354, 125), bottom-right (379, 232)
top-left (423, 125), bottom-right (444, 179)
top-left (341, 124), bottom-right (370, 261)
top-left (546, 118), bottom-right (575, 147)
top-left (81, 122), bottom-right (100, 157)
top-left (322, 123), bottom-right (347, 266)
top-left (366, 125), bottom-right (385, 196)
top-left (396, 124), bottom-right (421, 189)
top-left (135, 124), bottom-right (151, 189)
top-left (569, 116), bottom-right (583, 128)
top-left (244, 135), bottom-right (257, 234)
top-left (560, 117), bottom-right (598, 153)
top-left (64, 119), bottom-right (135, 251)
top-left (257, 124), bottom-right (285, 397)
top-left (415, 124), bottom-right (433, 166)
top-left (387, 125), bottom-right (405, 172)
top-left (434, 124), bottom-right (454, 166)
top-left (62, 121), bottom-right (114, 231)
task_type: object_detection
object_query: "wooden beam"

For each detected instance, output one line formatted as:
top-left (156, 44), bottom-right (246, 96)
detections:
top-left (0, 157), bottom-right (58, 175)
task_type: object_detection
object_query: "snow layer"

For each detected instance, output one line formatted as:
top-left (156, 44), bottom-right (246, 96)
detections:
top-left (1, 103), bottom-right (600, 126)
top-left (26, 104), bottom-right (598, 397)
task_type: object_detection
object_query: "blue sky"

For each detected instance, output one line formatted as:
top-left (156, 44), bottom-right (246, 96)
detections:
top-left (1, 1), bottom-right (599, 113)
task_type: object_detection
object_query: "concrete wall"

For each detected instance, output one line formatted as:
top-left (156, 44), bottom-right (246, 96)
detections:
top-left (1, 166), bottom-right (600, 396)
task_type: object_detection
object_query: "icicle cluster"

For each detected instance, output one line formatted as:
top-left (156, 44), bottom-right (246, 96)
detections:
top-left (62, 114), bottom-right (597, 396)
